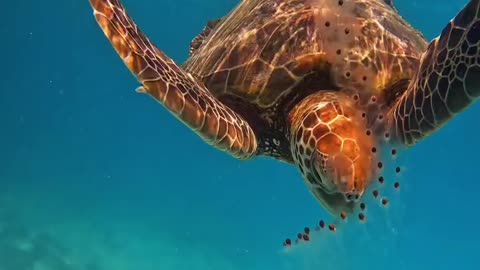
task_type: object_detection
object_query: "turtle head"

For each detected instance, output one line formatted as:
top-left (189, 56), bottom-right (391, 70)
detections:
top-left (288, 91), bottom-right (377, 214)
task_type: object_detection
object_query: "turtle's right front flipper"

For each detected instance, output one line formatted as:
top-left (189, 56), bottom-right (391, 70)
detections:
top-left (88, 0), bottom-right (257, 159)
top-left (388, 0), bottom-right (480, 145)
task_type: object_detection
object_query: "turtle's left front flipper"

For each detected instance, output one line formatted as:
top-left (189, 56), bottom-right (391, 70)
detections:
top-left (388, 0), bottom-right (480, 145)
top-left (88, 0), bottom-right (257, 159)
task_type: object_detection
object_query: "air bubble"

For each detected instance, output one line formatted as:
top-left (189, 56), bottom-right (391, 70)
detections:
top-left (319, 220), bottom-right (325, 228)
top-left (360, 202), bottom-right (366, 211)
top-left (378, 176), bottom-right (384, 184)
top-left (382, 198), bottom-right (389, 206)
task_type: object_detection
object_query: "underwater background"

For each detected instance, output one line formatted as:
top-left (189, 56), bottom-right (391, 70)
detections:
top-left (1, 0), bottom-right (478, 269)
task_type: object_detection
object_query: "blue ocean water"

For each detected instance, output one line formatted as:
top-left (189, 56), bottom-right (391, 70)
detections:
top-left (1, 0), bottom-right (478, 269)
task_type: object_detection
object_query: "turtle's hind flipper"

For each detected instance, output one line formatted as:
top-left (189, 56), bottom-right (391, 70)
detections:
top-left (388, 0), bottom-right (480, 145)
top-left (89, 0), bottom-right (257, 159)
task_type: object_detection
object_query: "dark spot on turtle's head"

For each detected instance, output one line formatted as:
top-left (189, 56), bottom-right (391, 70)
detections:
top-left (325, 21), bottom-right (331, 27)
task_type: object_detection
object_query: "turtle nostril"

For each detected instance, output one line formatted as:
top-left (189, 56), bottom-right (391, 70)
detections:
top-left (345, 193), bottom-right (354, 202)
top-left (345, 190), bottom-right (361, 202)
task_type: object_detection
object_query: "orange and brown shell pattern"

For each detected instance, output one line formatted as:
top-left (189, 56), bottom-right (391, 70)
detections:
top-left (183, 0), bottom-right (428, 161)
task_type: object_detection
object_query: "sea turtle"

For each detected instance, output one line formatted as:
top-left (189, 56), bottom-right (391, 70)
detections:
top-left (88, 0), bottom-right (480, 215)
